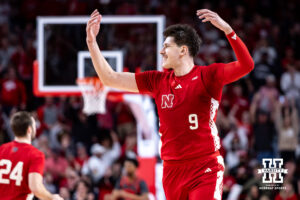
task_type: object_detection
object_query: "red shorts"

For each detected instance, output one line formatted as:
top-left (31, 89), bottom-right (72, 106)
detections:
top-left (162, 152), bottom-right (225, 200)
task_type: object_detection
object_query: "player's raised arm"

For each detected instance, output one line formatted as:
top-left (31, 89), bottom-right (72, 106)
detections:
top-left (86, 9), bottom-right (139, 92)
top-left (197, 9), bottom-right (254, 84)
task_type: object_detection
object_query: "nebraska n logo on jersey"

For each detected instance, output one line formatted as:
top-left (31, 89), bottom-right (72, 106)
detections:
top-left (161, 94), bottom-right (174, 109)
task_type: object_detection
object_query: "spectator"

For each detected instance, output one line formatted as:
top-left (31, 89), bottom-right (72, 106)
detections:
top-left (59, 187), bottom-right (71, 200)
top-left (245, 185), bottom-right (260, 200)
top-left (230, 84), bottom-right (250, 122)
top-left (255, 74), bottom-right (279, 113)
top-left (250, 95), bottom-right (276, 162)
top-left (0, 38), bottom-right (15, 73)
top-left (253, 39), bottom-right (277, 66)
top-left (82, 137), bottom-right (120, 184)
top-left (74, 142), bottom-right (89, 171)
top-left (45, 149), bottom-right (69, 182)
top-left (275, 181), bottom-right (298, 200)
top-left (57, 130), bottom-right (73, 153)
top-left (281, 47), bottom-right (295, 70)
top-left (116, 102), bottom-right (136, 143)
top-left (0, 67), bottom-right (27, 115)
top-left (73, 180), bottom-right (95, 200)
top-left (251, 52), bottom-right (276, 89)
top-left (37, 96), bottom-right (62, 134)
top-left (242, 164), bottom-right (272, 199)
top-left (71, 110), bottom-right (98, 149)
top-left (121, 133), bottom-right (138, 158)
top-left (10, 42), bottom-right (35, 81)
top-left (104, 152), bottom-right (149, 200)
top-left (63, 167), bottom-right (80, 197)
top-left (281, 64), bottom-right (300, 100)
top-left (44, 171), bottom-right (57, 194)
top-left (280, 64), bottom-right (300, 114)
top-left (274, 98), bottom-right (299, 162)
top-left (222, 168), bottom-right (236, 199)
top-left (223, 123), bottom-right (248, 169)
top-left (98, 161), bottom-right (122, 200)
top-left (0, 1), bottom-right (10, 25)
top-left (82, 143), bottom-right (108, 184)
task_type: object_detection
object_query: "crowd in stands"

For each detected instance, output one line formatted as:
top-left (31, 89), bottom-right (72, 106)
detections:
top-left (0, 0), bottom-right (300, 199)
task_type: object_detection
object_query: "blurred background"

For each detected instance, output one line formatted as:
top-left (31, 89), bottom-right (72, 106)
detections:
top-left (0, 0), bottom-right (300, 200)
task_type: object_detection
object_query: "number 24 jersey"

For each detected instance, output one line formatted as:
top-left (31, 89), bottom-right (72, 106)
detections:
top-left (0, 141), bottom-right (45, 200)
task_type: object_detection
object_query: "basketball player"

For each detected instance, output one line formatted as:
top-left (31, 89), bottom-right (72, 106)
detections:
top-left (86, 9), bottom-right (254, 200)
top-left (0, 111), bottom-right (63, 200)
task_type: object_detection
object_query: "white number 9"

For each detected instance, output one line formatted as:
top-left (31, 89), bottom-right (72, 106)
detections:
top-left (189, 114), bottom-right (198, 130)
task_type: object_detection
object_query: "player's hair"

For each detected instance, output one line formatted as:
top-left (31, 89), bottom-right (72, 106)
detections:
top-left (10, 111), bottom-right (33, 137)
top-left (125, 157), bottom-right (139, 167)
top-left (163, 24), bottom-right (202, 57)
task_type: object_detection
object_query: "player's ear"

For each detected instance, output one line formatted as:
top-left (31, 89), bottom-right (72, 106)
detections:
top-left (180, 45), bottom-right (188, 56)
top-left (26, 125), bottom-right (32, 135)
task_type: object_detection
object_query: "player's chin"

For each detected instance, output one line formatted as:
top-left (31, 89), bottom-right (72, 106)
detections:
top-left (162, 62), bottom-right (172, 69)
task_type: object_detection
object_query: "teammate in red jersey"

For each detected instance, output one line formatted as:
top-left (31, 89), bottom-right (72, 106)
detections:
top-left (86, 8), bottom-right (254, 200)
top-left (0, 111), bottom-right (63, 200)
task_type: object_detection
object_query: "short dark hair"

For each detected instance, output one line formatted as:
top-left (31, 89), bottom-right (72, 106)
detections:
top-left (10, 111), bottom-right (33, 137)
top-left (163, 24), bottom-right (202, 57)
top-left (125, 157), bottom-right (139, 167)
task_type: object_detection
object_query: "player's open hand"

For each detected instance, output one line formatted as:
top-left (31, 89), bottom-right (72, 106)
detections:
top-left (52, 194), bottom-right (64, 200)
top-left (86, 9), bottom-right (102, 43)
top-left (196, 9), bottom-right (232, 34)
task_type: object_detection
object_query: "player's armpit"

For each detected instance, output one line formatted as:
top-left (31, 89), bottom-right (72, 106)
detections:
top-left (135, 70), bottom-right (163, 94)
top-left (105, 72), bottom-right (139, 93)
top-left (28, 173), bottom-right (55, 200)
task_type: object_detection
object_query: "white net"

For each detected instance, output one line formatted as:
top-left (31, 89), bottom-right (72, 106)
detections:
top-left (77, 78), bottom-right (109, 115)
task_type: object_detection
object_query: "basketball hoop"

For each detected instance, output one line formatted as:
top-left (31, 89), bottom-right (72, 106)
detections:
top-left (76, 77), bottom-right (109, 115)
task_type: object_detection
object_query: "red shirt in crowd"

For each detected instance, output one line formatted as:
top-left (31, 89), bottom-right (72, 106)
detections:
top-left (0, 78), bottom-right (27, 106)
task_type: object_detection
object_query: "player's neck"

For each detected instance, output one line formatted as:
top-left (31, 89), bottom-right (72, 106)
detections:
top-left (14, 136), bottom-right (31, 144)
top-left (173, 58), bottom-right (194, 77)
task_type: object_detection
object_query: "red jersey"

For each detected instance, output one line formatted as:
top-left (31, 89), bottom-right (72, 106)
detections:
top-left (135, 31), bottom-right (254, 161)
top-left (0, 79), bottom-right (27, 106)
top-left (0, 141), bottom-right (45, 200)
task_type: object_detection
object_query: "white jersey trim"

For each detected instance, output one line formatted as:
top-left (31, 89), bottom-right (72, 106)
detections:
top-left (214, 156), bottom-right (225, 200)
top-left (26, 193), bottom-right (34, 200)
top-left (209, 98), bottom-right (221, 151)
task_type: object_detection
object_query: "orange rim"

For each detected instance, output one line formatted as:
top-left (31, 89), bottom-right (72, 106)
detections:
top-left (76, 77), bottom-right (104, 90)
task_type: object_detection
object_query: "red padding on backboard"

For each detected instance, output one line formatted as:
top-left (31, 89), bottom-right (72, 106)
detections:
top-left (33, 60), bottom-right (82, 96)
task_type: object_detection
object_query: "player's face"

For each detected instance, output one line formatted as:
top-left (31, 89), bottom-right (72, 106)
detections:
top-left (160, 37), bottom-right (182, 69)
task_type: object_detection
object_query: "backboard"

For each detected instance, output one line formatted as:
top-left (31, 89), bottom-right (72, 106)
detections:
top-left (35, 15), bottom-right (165, 96)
